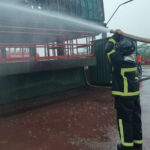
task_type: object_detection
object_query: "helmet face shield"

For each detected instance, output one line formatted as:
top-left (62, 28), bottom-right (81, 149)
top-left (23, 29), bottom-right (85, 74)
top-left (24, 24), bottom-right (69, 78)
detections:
top-left (117, 38), bottom-right (136, 56)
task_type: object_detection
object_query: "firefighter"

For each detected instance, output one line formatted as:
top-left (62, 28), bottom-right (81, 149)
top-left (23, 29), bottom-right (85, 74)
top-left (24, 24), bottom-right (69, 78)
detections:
top-left (137, 51), bottom-right (142, 78)
top-left (105, 29), bottom-right (143, 150)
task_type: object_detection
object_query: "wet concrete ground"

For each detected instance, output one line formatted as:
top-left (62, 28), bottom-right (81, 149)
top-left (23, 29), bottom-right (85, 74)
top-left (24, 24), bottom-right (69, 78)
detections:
top-left (0, 68), bottom-right (150, 150)
top-left (140, 68), bottom-right (150, 150)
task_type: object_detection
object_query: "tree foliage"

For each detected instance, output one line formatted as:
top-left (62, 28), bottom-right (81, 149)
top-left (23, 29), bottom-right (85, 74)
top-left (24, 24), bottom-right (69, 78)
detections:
top-left (137, 43), bottom-right (150, 60)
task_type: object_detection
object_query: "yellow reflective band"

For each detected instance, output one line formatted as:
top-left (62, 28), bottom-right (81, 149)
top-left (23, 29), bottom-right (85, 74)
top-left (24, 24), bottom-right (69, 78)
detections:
top-left (107, 49), bottom-right (116, 62)
top-left (135, 77), bottom-right (139, 80)
top-left (121, 69), bottom-right (128, 93)
top-left (134, 140), bottom-right (143, 144)
top-left (112, 91), bottom-right (140, 96)
top-left (121, 67), bottom-right (137, 93)
top-left (121, 67), bottom-right (137, 73)
top-left (119, 119), bottom-right (134, 147)
top-left (112, 67), bottom-right (139, 96)
top-left (108, 38), bottom-right (116, 45)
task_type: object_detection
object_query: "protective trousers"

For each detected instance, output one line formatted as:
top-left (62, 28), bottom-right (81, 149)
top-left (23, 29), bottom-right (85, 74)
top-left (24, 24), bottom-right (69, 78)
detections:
top-left (115, 96), bottom-right (143, 150)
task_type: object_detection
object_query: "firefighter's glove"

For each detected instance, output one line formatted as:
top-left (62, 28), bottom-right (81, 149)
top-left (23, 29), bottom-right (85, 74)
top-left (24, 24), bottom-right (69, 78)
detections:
top-left (112, 33), bottom-right (123, 42)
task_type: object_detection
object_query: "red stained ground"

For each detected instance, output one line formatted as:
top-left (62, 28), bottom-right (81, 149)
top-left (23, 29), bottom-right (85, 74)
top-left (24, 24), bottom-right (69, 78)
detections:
top-left (0, 87), bottom-right (119, 150)
top-left (0, 71), bottom-right (149, 150)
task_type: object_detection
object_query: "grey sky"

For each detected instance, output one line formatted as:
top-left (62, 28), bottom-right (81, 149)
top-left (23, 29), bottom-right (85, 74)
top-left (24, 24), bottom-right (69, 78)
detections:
top-left (103, 0), bottom-right (150, 38)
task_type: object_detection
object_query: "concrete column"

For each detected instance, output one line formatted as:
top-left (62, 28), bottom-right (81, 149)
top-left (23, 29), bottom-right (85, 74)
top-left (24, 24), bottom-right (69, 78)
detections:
top-left (56, 38), bottom-right (64, 56)
top-left (102, 32), bottom-right (107, 39)
top-left (1, 48), bottom-right (6, 59)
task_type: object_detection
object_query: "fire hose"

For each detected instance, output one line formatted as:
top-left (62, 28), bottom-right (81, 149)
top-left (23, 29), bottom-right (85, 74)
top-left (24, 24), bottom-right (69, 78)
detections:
top-left (85, 29), bottom-right (150, 88)
top-left (110, 29), bottom-right (150, 43)
top-left (110, 29), bottom-right (150, 82)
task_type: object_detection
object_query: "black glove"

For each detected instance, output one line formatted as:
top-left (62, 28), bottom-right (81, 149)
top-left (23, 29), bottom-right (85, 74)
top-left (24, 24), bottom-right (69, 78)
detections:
top-left (112, 33), bottom-right (123, 42)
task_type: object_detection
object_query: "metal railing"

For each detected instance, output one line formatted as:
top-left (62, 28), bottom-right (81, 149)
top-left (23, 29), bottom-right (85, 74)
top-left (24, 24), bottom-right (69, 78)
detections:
top-left (0, 26), bottom-right (95, 62)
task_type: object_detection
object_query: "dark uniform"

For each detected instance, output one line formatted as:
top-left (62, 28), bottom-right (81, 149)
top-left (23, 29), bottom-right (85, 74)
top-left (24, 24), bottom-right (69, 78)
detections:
top-left (105, 33), bottom-right (143, 150)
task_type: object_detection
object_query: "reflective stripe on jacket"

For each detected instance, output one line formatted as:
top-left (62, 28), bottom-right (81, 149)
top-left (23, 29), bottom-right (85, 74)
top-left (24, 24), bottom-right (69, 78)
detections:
top-left (105, 38), bottom-right (140, 97)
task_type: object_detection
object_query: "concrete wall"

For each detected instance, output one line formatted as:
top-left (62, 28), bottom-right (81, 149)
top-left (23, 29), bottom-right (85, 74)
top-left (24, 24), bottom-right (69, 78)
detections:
top-left (0, 67), bottom-right (85, 104)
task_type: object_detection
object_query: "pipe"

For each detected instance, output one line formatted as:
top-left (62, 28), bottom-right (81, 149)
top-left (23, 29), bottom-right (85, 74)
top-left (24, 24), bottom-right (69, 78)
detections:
top-left (83, 67), bottom-right (111, 89)
top-left (110, 29), bottom-right (150, 43)
top-left (106, 0), bottom-right (134, 26)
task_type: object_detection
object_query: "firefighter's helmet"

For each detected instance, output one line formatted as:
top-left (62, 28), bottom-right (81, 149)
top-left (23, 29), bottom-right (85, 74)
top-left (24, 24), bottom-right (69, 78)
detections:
top-left (117, 38), bottom-right (136, 56)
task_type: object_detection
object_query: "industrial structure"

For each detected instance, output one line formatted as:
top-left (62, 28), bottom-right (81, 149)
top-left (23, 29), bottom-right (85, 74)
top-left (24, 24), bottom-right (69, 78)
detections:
top-left (0, 0), bottom-right (108, 108)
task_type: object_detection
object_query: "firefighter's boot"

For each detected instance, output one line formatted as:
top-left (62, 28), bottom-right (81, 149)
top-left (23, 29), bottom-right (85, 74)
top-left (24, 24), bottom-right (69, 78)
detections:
top-left (117, 144), bottom-right (133, 150)
top-left (133, 144), bottom-right (143, 150)
top-left (117, 144), bottom-right (122, 150)
top-left (133, 147), bottom-right (142, 150)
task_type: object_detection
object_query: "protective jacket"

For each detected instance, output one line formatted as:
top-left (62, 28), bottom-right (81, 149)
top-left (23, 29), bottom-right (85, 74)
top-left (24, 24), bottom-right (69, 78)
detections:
top-left (105, 35), bottom-right (140, 97)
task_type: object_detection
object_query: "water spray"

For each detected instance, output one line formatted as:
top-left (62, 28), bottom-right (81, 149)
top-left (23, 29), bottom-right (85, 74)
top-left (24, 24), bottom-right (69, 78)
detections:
top-left (1, 1), bottom-right (150, 44)
top-left (0, 2), bottom-right (108, 34)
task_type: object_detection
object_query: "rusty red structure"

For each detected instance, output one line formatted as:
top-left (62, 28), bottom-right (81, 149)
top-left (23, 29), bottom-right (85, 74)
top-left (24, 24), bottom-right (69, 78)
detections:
top-left (0, 0), bottom-right (105, 106)
top-left (0, 0), bottom-right (106, 65)
top-left (0, 24), bottom-right (96, 77)
top-left (0, 25), bottom-right (95, 62)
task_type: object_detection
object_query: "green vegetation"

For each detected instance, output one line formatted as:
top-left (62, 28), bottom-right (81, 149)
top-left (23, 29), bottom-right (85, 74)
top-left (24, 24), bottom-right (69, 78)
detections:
top-left (137, 43), bottom-right (150, 60)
